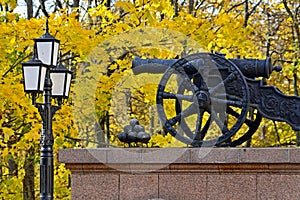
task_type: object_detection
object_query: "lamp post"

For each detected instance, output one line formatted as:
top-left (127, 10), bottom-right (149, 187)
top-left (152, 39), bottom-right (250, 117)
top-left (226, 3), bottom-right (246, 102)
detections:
top-left (22, 19), bottom-right (72, 200)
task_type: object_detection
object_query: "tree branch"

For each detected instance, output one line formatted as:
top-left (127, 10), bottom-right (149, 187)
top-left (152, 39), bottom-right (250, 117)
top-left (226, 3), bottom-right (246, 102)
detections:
top-left (2, 54), bottom-right (31, 77)
top-left (55, 0), bottom-right (63, 9)
top-left (249, 0), bottom-right (262, 16)
top-left (283, 0), bottom-right (300, 50)
top-left (39, 0), bottom-right (49, 17)
top-left (226, 1), bottom-right (245, 13)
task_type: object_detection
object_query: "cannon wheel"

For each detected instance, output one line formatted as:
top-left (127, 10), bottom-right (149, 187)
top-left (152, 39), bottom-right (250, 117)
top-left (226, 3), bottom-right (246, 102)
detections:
top-left (156, 53), bottom-right (250, 146)
top-left (176, 81), bottom-right (262, 146)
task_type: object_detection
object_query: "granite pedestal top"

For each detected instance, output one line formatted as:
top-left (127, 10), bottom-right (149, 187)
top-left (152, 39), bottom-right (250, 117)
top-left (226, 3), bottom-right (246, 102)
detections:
top-left (59, 148), bottom-right (300, 173)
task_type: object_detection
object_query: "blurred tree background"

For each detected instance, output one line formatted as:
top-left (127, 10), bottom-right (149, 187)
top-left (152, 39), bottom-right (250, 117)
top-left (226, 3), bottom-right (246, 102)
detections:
top-left (0, 0), bottom-right (299, 199)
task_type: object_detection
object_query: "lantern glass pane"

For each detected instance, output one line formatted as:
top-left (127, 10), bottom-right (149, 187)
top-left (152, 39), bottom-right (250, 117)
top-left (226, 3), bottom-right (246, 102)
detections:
top-left (39, 66), bottom-right (47, 91)
top-left (65, 73), bottom-right (72, 96)
top-left (23, 66), bottom-right (39, 90)
top-left (53, 42), bottom-right (59, 66)
top-left (36, 42), bottom-right (52, 65)
top-left (51, 73), bottom-right (65, 96)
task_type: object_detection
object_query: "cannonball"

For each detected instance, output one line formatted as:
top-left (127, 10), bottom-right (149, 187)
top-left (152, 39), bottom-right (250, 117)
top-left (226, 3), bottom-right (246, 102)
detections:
top-left (117, 132), bottom-right (127, 142)
top-left (127, 131), bottom-right (137, 142)
top-left (123, 125), bottom-right (132, 133)
top-left (133, 125), bottom-right (145, 133)
top-left (130, 118), bottom-right (139, 127)
top-left (137, 132), bottom-right (151, 143)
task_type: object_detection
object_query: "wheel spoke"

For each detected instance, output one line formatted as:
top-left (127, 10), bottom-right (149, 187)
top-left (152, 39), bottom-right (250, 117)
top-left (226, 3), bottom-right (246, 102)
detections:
top-left (192, 75), bottom-right (208, 91)
top-left (209, 71), bottom-right (238, 95)
top-left (213, 93), bottom-right (243, 102)
top-left (194, 109), bottom-right (204, 140)
top-left (227, 107), bottom-right (239, 118)
top-left (180, 102), bottom-right (198, 118)
top-left (162, 92), bottom-right (194, 102)
top-left (211, 97), bottom-right (243, 108)
top-left (167, 103), bottom-right (197, 126)
top-left (227, 107), bottom-right (254, 127)
top-left (209, 107), bottom-right (229, 134)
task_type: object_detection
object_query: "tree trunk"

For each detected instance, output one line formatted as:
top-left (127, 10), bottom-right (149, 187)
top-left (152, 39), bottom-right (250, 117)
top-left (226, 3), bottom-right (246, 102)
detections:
top-left (8, 153), bottom-right (17, 176)
top-left (243, 0), bottom-right (249, 27)
top-left (106, 0), bottom-right (111, 8)
top-left (283, 0), bottom-right (300, 146)
top-left (73, 0), bottom-right (79, 8)
top-left (55, 0), bottom-right (63, 10)
top-left (170, 0), bottom-right (178, 16)
top-left (72, 0), bottom-right (80, 20)
top-left (0, 160), bottom-right (2, 181)
top-left (243, 0), bottom-right (262, 28)
top-left (25, 0), bottom-right (33, 19)
top-left (23, 147), bottom-right (35, 200)
top-left (95, 118), bottom-right (106, 147)
top-left (188, 0), bottom-right (194, 14)
top-left (106, 113), bottom-right (110, 144)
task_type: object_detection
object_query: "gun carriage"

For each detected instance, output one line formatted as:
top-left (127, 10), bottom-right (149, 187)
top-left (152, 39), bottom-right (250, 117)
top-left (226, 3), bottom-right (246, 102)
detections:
top-left (131, 53), bottom-right (300, 147)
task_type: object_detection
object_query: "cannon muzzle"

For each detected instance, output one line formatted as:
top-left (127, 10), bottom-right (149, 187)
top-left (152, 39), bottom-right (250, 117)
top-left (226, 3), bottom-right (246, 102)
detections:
top-left (132, 55), bottom-right (281, 78)
top-left (229, 58), bottom-right (281, 78)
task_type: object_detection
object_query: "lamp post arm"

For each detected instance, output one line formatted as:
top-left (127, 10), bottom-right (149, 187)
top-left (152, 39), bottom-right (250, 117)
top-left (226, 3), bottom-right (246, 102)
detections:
top-left (33, 102), bottom-right (61, 123)
top-left (51, 105), bottom-right (61, 116)
top-left (35, 103), bottom-right (46, 123)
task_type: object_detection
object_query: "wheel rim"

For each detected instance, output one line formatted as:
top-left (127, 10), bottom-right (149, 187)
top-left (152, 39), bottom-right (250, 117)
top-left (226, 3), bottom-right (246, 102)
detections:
top-left (220, 108), bottom-right (262, 147)
top-left (156, 53), bottom-right (250, 146)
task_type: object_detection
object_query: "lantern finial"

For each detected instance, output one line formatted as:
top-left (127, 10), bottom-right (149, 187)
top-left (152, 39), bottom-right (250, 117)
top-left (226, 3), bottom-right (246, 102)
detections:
top-left (45, 18), bottom-right (49, 34)
top-left (59, 51), bottom-right (62, 63)
top-left (34, 18), bottom-right (60, 67)
top-left (39, 18), bottom-right (56, 39)
top-left (33, 43), bottom-right (38, 59)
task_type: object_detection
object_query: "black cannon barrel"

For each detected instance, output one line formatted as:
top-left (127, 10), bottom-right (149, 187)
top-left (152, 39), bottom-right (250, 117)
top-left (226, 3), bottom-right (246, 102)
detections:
top-left (132, 56), bottom-right (280, 78)
top-left (229, 58), bottom-right (273, 78)
top-left (132, 57), bottom-right (177, 75)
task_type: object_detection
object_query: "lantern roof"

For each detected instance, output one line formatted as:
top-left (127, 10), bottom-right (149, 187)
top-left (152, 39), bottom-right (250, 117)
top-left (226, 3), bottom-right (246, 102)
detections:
top-left (35, 18), bottom-right (60, 41)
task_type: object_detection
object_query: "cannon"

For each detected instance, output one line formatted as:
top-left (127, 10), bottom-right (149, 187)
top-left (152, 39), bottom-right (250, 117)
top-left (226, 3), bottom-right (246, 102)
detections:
top-left (131, 53), bottom-right (300, 147)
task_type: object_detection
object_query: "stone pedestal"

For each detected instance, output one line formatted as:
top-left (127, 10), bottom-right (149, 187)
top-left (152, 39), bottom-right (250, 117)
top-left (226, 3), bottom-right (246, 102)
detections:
top-left (59, 148), bottom-right (300, 200)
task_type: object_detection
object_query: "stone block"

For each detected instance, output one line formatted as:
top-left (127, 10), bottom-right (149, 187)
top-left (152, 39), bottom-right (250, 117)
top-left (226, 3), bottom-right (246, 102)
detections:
top-left (141, 148), bottom-right (190, 163)
top-left (239, 148), bottom-right (289, 163)
top-left (71, 173), bottom-right (119, 200)
top-left (106, 148), bottom-right (142, 164)
top-left (257, 175), bottom-right (300, 200)
top-left (190, 148), bottom-right (239, 163)
top-left (119, 174), bottom-right (158, 200)
top-left (289, 148), bottom-right (300, 162)
top-left (207, 174), bottom-right (256, 200)
top-left (58, 148), bottom-right (103, 163)
top-left (159, 174), bottom-right (206, 200)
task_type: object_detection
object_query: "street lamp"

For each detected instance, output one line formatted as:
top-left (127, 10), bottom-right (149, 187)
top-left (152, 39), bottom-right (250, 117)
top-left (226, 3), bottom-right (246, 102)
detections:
top-left (22, 47), bottom-right (47, 94)
top-left (50, 54), bottom-right (72, 99)
top-left (22, 19), bottom-right (72, 200)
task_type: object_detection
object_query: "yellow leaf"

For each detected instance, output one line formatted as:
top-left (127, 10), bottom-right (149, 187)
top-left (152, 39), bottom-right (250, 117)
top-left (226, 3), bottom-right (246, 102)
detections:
top-left (115, 1), bottom-right (136, 13)
top-left (2, 148), bottom-right (9, 158)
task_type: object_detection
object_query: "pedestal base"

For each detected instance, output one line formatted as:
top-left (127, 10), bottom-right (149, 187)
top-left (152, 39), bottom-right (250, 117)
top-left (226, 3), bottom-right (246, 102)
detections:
top-left (59, 148), bottom-right (300, 200)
